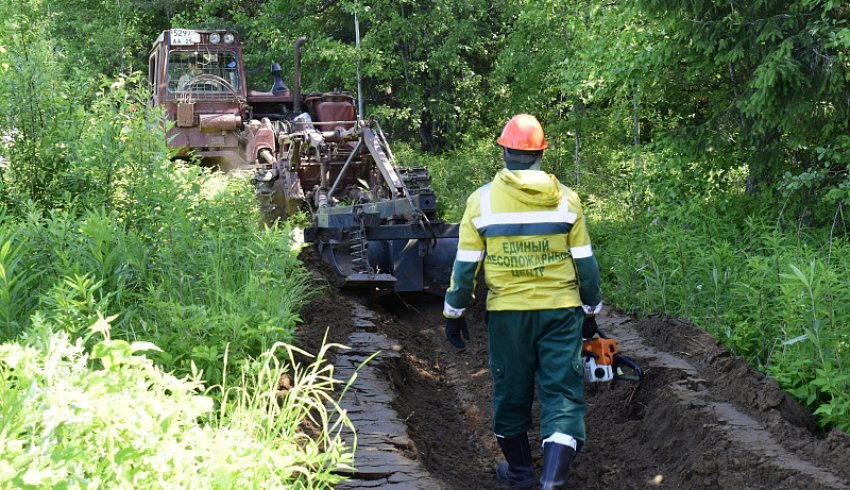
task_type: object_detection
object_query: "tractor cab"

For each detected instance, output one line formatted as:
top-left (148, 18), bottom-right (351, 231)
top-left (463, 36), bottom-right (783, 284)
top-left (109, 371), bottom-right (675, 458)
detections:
top-left (166, 49), bottom-right (240, 96)
top-left (149, 29), bottom-right (277, 171)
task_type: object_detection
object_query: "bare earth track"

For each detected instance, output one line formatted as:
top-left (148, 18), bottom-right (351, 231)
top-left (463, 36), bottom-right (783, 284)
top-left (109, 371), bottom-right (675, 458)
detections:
top-left (296, 257), bottom-right (850, 489)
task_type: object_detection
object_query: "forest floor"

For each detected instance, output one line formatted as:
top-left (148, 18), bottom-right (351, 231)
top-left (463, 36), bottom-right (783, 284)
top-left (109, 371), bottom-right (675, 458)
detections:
top-left (296, 252), bottom-right (850, 489)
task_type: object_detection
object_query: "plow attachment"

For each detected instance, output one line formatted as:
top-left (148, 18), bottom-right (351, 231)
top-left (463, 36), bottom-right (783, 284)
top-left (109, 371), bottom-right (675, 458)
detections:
top-left (310, 219), bottom-right (459, 294)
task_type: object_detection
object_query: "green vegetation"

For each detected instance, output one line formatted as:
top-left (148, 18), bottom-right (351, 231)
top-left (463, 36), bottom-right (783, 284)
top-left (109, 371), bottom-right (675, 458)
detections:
top-left (595, 208), bottom-right (850, 429)
top-left (0, 322), bottom-right (353, 488)
top-left (1, 0), bottom-right (849, 484)
top-left (0, 1), bottom-right (354, 486)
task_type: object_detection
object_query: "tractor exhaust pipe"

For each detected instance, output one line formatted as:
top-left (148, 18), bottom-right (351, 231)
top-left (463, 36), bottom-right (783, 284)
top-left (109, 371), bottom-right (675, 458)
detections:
top-left (293, 36), bottom-right (307, 114)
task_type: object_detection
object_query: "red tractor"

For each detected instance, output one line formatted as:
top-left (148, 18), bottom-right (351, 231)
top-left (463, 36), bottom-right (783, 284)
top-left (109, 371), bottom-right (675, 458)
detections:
top-left (148, 29), bottom-right (293, 171)
top-left (149, 29), bottom-right (458, 294)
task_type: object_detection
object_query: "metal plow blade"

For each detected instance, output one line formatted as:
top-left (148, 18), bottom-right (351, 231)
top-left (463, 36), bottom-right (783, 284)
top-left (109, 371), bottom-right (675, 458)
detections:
top-left (340, 272), bottom-right (398, 289)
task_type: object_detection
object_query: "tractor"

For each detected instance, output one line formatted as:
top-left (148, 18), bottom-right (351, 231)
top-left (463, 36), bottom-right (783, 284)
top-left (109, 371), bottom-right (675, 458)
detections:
top-left (149, 29), bottom-right (458, 294)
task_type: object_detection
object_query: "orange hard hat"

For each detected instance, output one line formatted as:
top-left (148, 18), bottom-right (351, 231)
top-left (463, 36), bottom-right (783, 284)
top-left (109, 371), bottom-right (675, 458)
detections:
top-left (497, 114), bottom-right (548, 151)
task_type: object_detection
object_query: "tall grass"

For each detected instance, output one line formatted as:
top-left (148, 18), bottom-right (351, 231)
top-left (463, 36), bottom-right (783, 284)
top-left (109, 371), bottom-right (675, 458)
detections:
top-left (594, 208), bottom-right (850, 430)
top-left (0, 171), bottom-right (313, 386)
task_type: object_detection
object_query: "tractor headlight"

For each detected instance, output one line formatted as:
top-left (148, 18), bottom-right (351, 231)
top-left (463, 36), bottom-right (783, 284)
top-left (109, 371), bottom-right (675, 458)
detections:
top-left (223, 33), bottom-right (235, 44)
top-left (209, 33), bottom-right (221, 44)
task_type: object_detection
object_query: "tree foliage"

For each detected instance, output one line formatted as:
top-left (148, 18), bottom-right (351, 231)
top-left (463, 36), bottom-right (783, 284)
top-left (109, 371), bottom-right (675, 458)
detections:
top-left (24, 1), bottom-right (850, 213)
top-left (632, 2), bottom-right (848, 211)
top-left (5, 0), bottom-right (850, 436)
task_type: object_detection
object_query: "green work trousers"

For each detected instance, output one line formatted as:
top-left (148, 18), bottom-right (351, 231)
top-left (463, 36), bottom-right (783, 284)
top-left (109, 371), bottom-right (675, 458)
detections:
top-left (487, 307), bottom-right (586, 447)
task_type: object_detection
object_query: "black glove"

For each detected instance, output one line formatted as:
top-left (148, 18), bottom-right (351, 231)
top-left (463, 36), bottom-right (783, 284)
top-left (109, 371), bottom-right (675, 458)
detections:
top-left (582, 316), bottom-right (598, 339)
top-left (445, 317), bottom-right (470, 349)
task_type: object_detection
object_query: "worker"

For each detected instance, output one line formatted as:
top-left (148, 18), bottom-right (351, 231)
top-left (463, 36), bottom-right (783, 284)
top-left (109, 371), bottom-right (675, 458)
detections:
top-left (443, 114), bottom-right (602, 489)
top-left (177, 61), bottom-right (203, 91)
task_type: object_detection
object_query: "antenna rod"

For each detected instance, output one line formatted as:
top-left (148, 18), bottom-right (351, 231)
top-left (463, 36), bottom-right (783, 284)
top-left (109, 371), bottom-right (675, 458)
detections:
top-left (355, 11), bottom-right (364, 120)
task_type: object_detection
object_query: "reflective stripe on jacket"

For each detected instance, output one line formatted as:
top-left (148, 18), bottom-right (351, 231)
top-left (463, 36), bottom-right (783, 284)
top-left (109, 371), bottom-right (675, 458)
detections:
top-left (444, 169), bottom-right (601, 316)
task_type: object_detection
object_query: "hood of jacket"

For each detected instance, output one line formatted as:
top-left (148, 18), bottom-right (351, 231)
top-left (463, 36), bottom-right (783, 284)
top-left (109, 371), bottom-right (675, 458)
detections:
top-left (492, 168), bottom-right (562, 207)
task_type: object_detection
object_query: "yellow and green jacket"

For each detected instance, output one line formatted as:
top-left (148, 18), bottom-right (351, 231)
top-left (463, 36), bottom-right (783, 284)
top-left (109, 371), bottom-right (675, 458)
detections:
top-left (443, 169), bottom-right (602, 317)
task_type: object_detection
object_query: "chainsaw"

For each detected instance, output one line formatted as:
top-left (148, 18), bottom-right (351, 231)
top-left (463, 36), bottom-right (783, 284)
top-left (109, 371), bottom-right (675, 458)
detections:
top-left (582, 328), bottom-right (644, 383)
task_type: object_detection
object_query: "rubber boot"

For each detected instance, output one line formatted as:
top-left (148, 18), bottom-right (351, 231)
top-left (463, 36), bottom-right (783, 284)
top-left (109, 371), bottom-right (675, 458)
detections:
top-left (539, 441), bottom-right (576, 490)
top-left (495, 434), bottom-right (537, 488)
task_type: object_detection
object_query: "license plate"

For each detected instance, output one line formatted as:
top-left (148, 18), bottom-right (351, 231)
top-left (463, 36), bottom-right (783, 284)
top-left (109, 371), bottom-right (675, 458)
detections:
top-left (171, 29), bottom-right (200, 46)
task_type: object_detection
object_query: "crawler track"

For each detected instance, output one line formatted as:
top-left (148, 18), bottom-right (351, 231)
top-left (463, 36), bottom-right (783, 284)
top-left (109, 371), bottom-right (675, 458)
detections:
top-left (296, 262), bottom-right (850, 489)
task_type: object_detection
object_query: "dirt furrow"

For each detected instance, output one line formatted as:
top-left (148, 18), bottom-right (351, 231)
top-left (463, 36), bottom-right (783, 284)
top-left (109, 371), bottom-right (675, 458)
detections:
top-left (582, 314), bottom-right (850, 489)
top-left (296, 272), bottom-right (850, 489)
